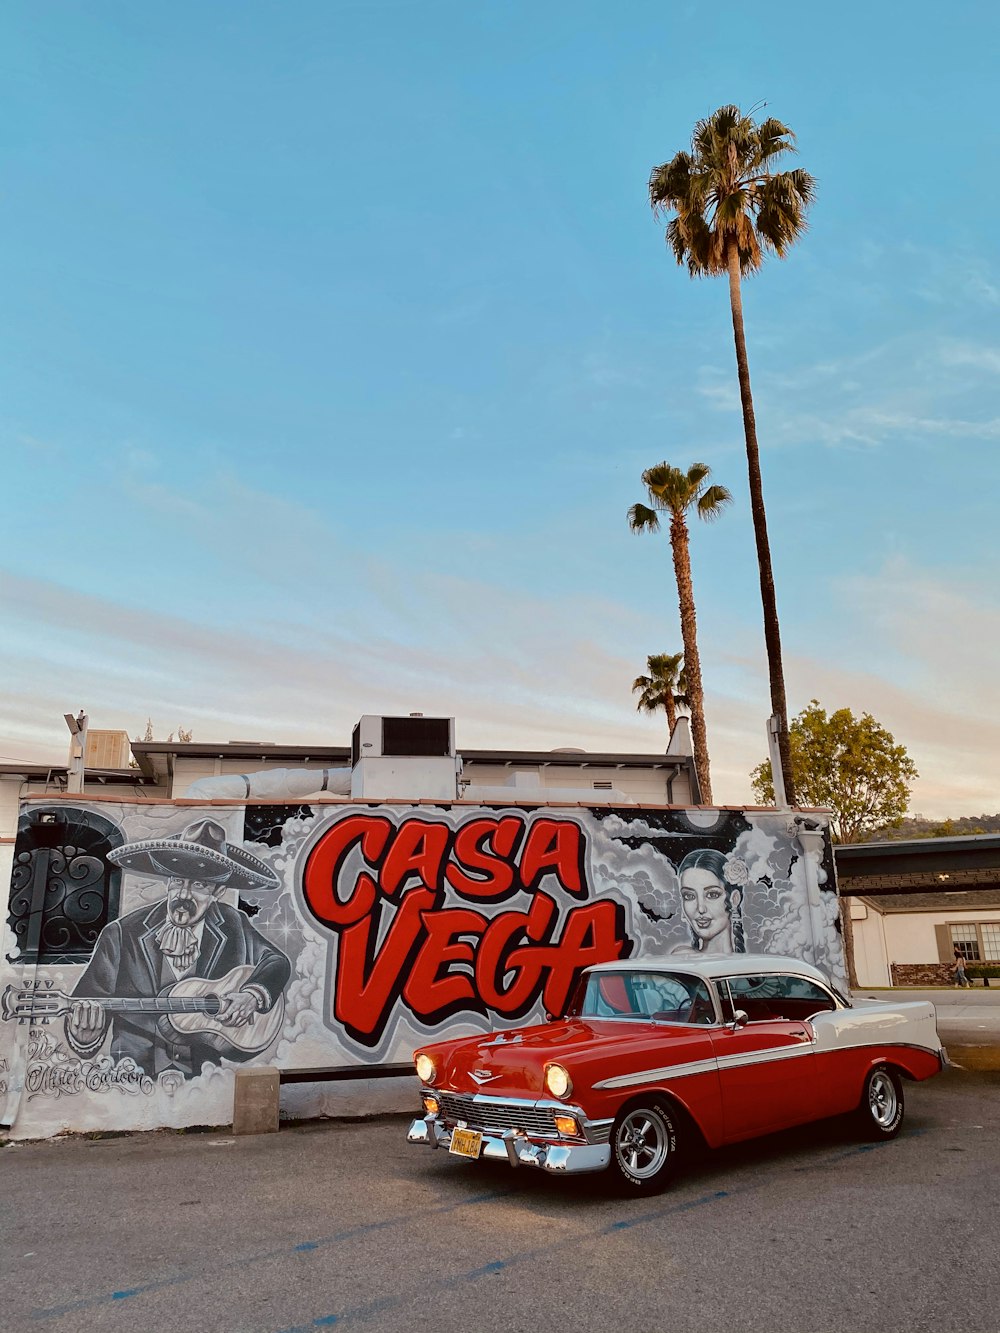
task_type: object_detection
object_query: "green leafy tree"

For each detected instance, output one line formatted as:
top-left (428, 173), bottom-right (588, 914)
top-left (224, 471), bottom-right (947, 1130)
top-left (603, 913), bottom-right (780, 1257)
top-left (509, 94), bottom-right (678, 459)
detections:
top-left (632, 651), bottom-right (686, 742)
top-left (629, 461), bottom-right (732, 802)
top-left (750, 700), bottom-right (919, 844)
top-left (650, 105), bottom-right (816, 805)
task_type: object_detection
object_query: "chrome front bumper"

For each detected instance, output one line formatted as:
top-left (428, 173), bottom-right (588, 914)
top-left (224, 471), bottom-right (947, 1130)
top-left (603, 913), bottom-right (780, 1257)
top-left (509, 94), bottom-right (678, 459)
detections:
top-left (406, 1116), bottom-right (611, 1175)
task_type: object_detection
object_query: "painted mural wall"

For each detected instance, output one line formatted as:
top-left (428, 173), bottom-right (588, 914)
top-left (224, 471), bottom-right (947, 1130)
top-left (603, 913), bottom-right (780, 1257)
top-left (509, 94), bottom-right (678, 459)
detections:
top-left (1, 799), bottom-right (842, 1139)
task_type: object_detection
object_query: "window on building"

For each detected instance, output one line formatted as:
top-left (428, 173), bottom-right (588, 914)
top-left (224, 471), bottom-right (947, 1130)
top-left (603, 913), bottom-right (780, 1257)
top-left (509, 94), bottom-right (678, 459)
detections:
top-left (6, 807), bottom-right (123, 964)
top-left (950, 923), bottom-right (983, 961)
top-left (980, 923), bottom-right (1000, 962)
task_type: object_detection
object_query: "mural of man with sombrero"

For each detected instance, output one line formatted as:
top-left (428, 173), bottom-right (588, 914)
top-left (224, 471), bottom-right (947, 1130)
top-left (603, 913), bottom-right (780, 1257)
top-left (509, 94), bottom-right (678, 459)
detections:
top-left (66, 818), bottom-right (291, 1079)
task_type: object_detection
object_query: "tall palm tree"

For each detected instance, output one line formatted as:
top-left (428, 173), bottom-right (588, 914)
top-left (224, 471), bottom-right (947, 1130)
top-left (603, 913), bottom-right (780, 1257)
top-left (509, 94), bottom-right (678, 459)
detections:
top-left (632, 651), bottom-right (685, 743)
top-left (649, 105), bottom-right (816, 805)
top-left (628, 462), bottom-right (731, 802)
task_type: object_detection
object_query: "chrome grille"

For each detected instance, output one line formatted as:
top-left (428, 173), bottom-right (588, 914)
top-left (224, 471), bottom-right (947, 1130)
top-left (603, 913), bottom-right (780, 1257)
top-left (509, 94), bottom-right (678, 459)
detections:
top-left (439, 1093), bottom-right (558, 1137)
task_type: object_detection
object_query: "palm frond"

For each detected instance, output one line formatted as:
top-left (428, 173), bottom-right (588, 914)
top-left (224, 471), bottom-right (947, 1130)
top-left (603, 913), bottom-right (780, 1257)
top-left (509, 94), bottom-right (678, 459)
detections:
top-left (753, 170), bottom-right (815, 255)
top-left (754, 118), bottom-right (795, 168)
top-left (645, 651), bottom-right (684, 680)
top-left (633, 652), bottom-right (685, 714)
top-left (627, 502), bottom-right (660, 533)
top-left (697, 483), bottom-right (734, 520)
top-left (648, 105), bottom-right (814, 276)
top-left (640, 460), bottom-right (679, 491)
top-left (685, 461), bottom-right (712, 488)
top-left (649, 152), bottom-right (693, 214)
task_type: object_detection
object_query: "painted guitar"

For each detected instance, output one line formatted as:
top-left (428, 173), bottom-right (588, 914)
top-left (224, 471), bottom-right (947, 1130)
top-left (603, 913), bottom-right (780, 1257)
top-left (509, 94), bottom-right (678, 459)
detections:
top-left (1, 965), bottom-right (285, 1057)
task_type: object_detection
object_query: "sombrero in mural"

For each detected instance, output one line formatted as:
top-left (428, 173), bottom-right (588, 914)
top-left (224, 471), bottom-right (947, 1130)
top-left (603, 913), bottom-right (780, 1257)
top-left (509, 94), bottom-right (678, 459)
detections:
top-left (106, 818), bottom-right (281, 892)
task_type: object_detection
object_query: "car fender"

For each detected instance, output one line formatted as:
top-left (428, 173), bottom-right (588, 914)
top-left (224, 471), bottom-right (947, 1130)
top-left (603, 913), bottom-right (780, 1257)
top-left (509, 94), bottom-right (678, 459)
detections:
top-left (809, 1001), bottom-right (943, 1113)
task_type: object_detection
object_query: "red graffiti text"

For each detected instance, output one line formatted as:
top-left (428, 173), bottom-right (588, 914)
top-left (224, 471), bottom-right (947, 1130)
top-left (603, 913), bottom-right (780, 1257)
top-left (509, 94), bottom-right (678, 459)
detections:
top-left (302, 813), bottom-right (629, 1046)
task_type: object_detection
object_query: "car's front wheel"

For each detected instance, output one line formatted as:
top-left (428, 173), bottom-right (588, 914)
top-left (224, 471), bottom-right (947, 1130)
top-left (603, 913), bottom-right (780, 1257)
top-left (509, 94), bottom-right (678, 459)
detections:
top-left (857, 1065), bottom-right (904, 1139)
top-left (609, 1101), bottom-right (678, 1194)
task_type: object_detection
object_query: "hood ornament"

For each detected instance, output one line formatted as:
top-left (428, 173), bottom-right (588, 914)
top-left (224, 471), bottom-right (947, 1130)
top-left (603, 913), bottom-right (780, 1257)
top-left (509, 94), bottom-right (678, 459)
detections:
top-left (471, 1069), bottom-right (500, 1085)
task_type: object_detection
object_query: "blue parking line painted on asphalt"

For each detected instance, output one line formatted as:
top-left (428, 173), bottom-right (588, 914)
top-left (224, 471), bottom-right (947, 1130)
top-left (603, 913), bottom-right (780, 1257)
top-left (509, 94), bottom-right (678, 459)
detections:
top-left (273, 1266), bottom-right (512, 1333)
top-left (265, 1127), bottom-right (934, 1333)
top-left (817, 1127), bottom-right (926, 1169)
top-left (275, 1319), bottom-right (341, 1332)
top-left (606, 1189), bottom-right (729, 1231)
top-left (29, 1189), bottom-right (507, 1322)
top-left (29, 1131), bottom-right (926, 1327)
top-left (33, 1273), bottom-right (197, 1320)
top-left (461, 1260), bottom-right (507, 1278)
top-left (268, 1191), bottom-right (734, 1331)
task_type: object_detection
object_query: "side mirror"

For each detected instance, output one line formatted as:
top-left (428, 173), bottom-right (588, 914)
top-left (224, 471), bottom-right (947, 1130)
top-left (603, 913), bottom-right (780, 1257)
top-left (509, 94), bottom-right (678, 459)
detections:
top-left (729, 1009), bottom-right (749, 1031)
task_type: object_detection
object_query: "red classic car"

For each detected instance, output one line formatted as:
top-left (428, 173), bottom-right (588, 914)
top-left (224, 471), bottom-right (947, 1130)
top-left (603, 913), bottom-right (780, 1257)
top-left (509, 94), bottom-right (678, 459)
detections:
top-left (407, 955), bottom-right (946, 1193)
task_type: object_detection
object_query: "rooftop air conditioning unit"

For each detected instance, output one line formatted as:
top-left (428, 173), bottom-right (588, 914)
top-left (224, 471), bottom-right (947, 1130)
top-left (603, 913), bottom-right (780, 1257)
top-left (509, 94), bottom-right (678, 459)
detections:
top-left (350, 715), bottom-right (458, 801)
top-left (85, 730), bottom-right (132, 770)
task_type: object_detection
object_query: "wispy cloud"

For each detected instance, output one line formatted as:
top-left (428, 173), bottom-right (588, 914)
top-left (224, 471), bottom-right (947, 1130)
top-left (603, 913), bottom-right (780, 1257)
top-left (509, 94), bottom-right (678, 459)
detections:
top-left (903, 244), bottom-right (1000, 309)
top-left (695, 373), bottom-right (740, 412)
top-left (938, 341), bottom-right (1000, 376)
top-left (4, 546), bottom-right (999, 819)
top-left (708, 555), bottom-right (1000, 815)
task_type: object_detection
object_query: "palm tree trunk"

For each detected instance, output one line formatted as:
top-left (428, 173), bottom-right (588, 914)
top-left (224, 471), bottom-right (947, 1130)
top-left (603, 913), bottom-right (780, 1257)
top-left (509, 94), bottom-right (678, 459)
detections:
top-left (665, 691), bottom-right (677, 744)
top-left (669, 513), bottom-right (712, 803)
top-left (726, 239), bottom-right (797, 805)
top-left (838, 897), bottom-right (859, 990)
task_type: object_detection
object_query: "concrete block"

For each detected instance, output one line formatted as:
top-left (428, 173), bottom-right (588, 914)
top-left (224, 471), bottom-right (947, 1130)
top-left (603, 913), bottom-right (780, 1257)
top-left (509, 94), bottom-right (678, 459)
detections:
top-left (233, 1066), bottom-right (280, 1135)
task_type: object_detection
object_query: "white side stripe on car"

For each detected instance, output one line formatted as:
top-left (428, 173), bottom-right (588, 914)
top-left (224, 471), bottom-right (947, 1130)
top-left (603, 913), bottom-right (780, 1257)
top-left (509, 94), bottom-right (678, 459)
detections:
top-left (593, 1035), bottom-right (941, 1092)
top-left (594, 1056), bottom-right (719, 1090)
top-left (593, 1042), bottom-right (813, 1090)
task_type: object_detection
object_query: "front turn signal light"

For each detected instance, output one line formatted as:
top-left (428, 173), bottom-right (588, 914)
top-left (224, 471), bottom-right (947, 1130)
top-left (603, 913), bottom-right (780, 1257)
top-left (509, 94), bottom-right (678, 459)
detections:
top-left (553, 1114), bottom-right (580, 1137)
top-left (422, 1094), bottom-right (440, 1115)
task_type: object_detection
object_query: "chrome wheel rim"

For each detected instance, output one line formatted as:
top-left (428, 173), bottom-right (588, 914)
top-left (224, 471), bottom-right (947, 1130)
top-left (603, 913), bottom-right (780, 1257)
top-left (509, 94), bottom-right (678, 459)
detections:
top-left (869, 1071), bottom-right (897, 1127)
top-left (616, 1108), bottom-right (669, 1179)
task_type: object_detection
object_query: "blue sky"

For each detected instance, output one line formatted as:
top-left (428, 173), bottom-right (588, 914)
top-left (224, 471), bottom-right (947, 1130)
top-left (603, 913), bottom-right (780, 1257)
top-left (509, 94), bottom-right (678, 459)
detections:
top-left (2, 1), bottom-right (999, 815)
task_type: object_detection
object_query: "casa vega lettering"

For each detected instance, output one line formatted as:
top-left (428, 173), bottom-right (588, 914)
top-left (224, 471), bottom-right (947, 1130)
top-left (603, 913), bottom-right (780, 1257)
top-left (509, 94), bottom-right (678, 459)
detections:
top-left (301, 813), bottom-right (630, 1046)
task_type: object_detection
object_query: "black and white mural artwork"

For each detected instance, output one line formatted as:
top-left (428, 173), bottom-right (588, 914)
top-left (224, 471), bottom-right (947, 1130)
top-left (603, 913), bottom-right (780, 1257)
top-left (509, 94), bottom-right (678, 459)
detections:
top-left (1, 799), bottom-right (842, 1138)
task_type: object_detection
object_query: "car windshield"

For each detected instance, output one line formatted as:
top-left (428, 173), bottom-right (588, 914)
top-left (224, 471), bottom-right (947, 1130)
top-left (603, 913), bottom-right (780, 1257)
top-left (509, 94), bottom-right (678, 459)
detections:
top-left (568, 970), bottom-right (716, 1024)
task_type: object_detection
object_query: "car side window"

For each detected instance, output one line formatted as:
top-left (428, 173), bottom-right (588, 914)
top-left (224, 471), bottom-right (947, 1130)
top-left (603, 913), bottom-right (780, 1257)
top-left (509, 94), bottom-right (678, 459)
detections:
top-left (719, 973), bottom-right (837, 1022)
top-left (767, 975), bottom-right (838, 1020)
top-left (576, 971), bottom-right (716, 1023)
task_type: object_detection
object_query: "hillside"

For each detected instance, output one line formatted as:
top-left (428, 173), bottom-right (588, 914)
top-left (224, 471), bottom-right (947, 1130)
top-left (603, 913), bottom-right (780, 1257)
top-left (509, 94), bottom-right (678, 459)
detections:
top-left (871, 812), bottom-right (1000, 842)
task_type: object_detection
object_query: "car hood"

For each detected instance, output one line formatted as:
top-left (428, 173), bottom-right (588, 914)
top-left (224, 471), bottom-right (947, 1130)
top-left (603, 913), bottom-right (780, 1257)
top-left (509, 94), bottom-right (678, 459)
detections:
top-left (428, 1018), bottom-right (708, 1099)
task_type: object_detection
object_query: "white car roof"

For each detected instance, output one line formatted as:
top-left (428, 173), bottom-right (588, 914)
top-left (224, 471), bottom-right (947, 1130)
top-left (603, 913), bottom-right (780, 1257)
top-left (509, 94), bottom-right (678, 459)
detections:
top-left (585, 954), bottom-right (834, 987)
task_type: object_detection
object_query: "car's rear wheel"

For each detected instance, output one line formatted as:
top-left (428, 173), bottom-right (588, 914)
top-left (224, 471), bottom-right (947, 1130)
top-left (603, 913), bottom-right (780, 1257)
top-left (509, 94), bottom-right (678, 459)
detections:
top-left (857, 1065), bottom-right (904, 1139)
top-left (609, 1101), bottom-right (678, 1194)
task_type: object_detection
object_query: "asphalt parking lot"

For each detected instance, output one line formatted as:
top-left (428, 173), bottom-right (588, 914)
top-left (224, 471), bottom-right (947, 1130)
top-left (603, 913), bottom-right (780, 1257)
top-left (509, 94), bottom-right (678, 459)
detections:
top-left (2, 1065), bottom-right (998, 1333)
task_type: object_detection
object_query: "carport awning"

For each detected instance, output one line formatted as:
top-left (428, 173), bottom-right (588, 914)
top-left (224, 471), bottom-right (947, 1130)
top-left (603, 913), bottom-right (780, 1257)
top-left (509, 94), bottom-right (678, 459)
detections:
top-left (852, 889), bottom-right (1000, 912)
top-left (835, 834), bottom-right (1000, 897)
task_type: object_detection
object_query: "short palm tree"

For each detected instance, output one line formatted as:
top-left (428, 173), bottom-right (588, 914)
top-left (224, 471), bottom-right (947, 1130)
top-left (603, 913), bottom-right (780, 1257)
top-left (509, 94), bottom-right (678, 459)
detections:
top-left (628, 462), bottom-right (732, 802)
top-left (632, 651), bottom-right (685, 743)
top-left (649, 105), bottom-right (816, 805)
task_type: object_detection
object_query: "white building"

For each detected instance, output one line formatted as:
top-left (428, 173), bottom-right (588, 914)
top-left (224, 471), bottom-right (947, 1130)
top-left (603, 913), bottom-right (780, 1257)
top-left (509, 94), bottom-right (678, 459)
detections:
top-left (838, 837), bottom-right (1000, 987)
top-left (0, 721), bottom-right (700, 890)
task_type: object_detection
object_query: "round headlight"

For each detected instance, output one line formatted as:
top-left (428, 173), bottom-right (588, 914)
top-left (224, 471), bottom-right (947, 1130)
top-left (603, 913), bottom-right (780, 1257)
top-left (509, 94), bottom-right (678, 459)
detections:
top-left (545, 1063), bottom-right (572, 1098)
top-left (415, 1053), bottom-right (436, 1084)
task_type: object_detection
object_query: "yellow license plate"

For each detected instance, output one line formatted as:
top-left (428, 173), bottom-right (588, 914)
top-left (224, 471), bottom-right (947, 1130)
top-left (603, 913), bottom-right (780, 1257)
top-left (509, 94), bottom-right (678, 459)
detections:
top-left (449, 1127), bottom-right (483, 1159)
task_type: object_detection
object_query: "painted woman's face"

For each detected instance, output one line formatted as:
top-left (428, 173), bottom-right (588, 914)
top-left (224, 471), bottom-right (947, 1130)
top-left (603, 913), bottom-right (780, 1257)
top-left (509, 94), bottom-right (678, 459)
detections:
top-left (680, 867), bottom-right (730, 945)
